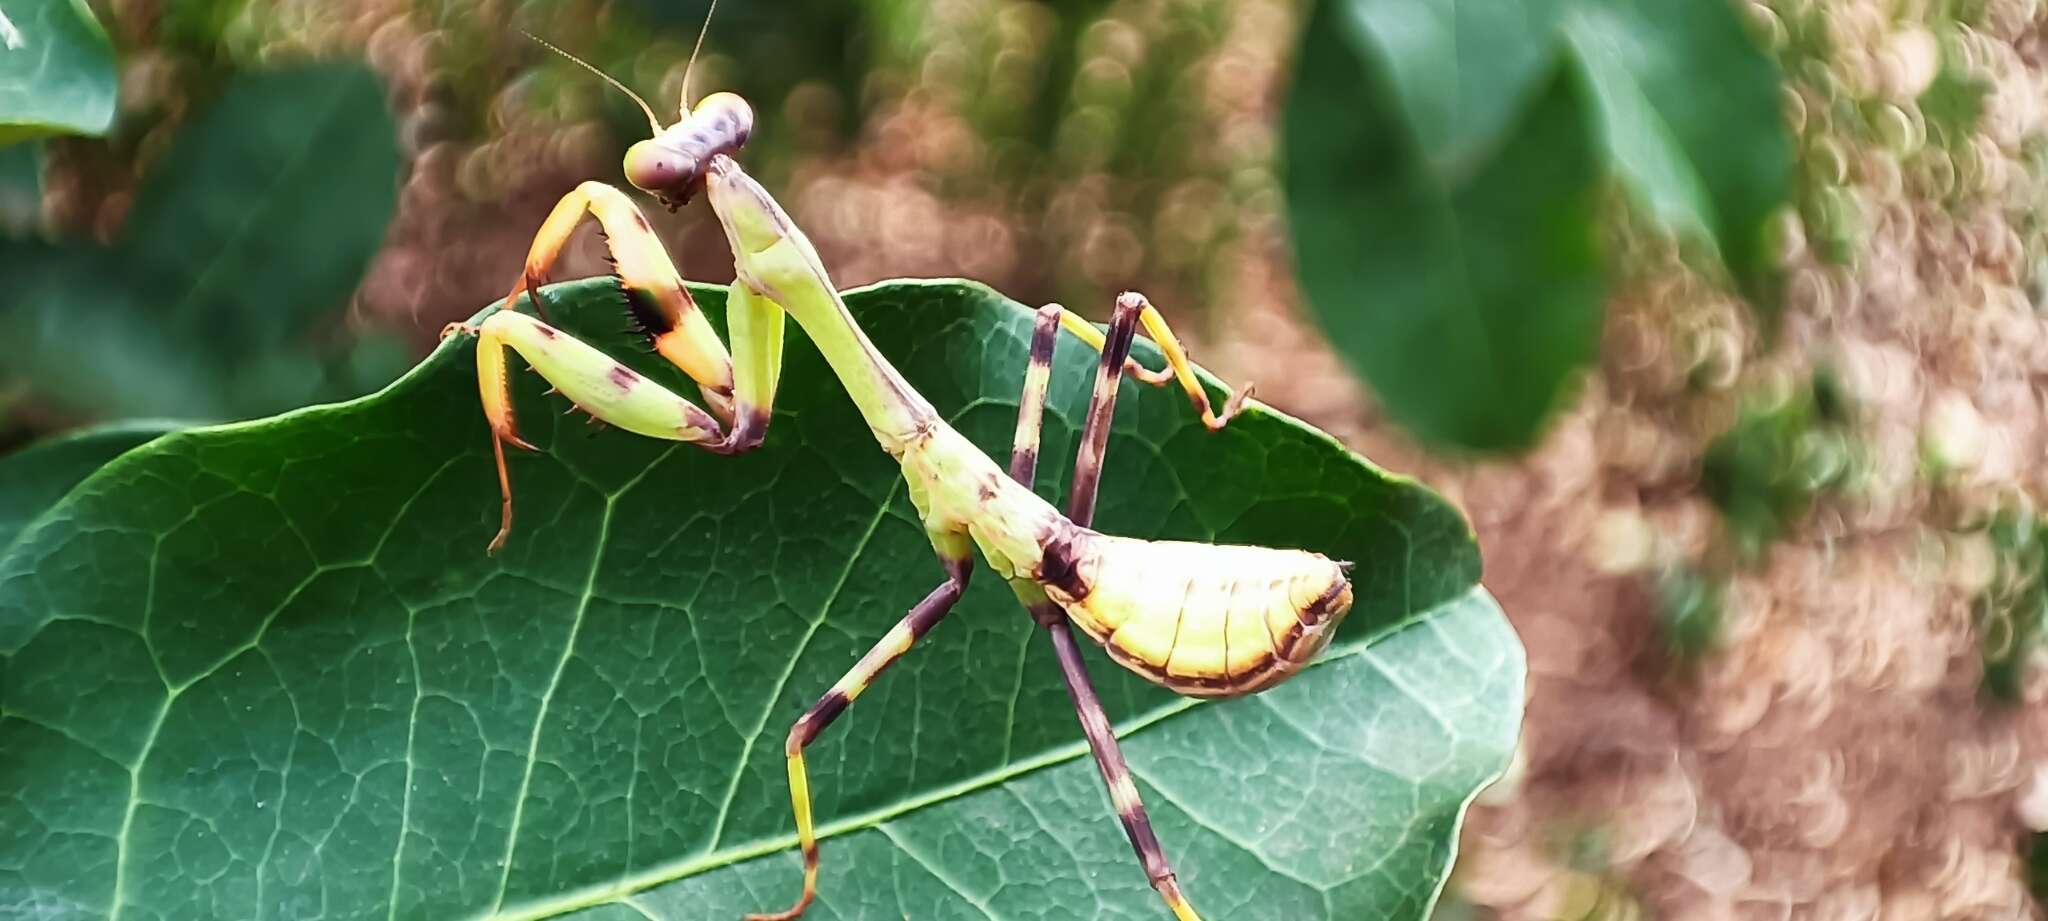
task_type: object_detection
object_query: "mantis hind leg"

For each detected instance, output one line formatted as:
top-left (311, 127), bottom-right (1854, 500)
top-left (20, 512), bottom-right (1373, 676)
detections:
top-left (747, 548), bottom-right (973, 921)
top-left (1052, 292), bottom-right (1252, 432)
top-left (1006, 301), bottom-right (1205, 921)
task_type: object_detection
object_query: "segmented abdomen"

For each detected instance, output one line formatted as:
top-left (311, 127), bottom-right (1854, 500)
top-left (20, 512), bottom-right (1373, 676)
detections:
top-left (1036, 527), bottom-right (1353, 698)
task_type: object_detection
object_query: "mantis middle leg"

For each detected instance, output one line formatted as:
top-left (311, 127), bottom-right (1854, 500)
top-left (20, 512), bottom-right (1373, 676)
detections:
top-left (1007, 296), bottom-right (1207, 921)
top-left (746, 542), bottom-right (973, 921)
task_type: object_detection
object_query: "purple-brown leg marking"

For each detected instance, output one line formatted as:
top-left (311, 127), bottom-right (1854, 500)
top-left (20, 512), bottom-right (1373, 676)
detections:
top-left (1008, 301), bottom-right (1203, 921)
top-left (746, 554), bottom-right (973, 921)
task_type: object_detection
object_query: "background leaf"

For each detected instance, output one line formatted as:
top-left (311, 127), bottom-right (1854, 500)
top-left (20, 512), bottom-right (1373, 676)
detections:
top-left (1282, 0), bottom-right (1790, 453)
top-left (1325, 0), bottom-right (1571, 169)
top-left (1565, 0), bottom-right (1792, 294)
top-left (0, 279), bottom-right (1521, 919)
top-left (0, 419), bottom-right (182, 549)
top-left (0, 0), bottom-right (117, 143)
top-left (0, 62), bottom-right (403, 420)
top-left (1285, 5), bottom-right (1605, 452)
top-left (0, 138), bottom-right (39, 231)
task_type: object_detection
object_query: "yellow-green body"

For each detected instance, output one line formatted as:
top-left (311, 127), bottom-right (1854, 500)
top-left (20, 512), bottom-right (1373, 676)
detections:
top-left (904, 423), bottom-right (1352, 695)
top-left (707, 156), bottom-right (1352, 698)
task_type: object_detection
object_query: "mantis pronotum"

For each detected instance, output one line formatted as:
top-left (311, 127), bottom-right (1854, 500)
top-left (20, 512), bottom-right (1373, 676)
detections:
top-left (443, 26), bottom-right (1355, 921)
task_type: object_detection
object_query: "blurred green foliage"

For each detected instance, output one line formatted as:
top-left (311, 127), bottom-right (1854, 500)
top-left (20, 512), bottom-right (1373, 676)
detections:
top-left (0, 0), bottom-right (1299, 433)
top-left (484, 0), bottom-right (1272, 313)
top-left (1921, 0), bottom-right (1994, 154)
top-left (1977, 503), bottom-right (2048, 700)
top-left (2028, 830), bottom-right (2048, 906)
top-left (1571, 0), bottom-right (1795, 294)
top-left (0, 141), bottom-right (40, 232)
top-left (2, 0), bottom-right (1808, 457)
top-left (503, 0), bottom-right (870, 172)
top-left (158, 0), bottom-right (254, 58)
top-left (0, 0), bottom-right (117, 143)
top-left (1656, 564), bottom-right (1725, 659)
top-left (1700, 370), bottom-right (1859, 559)
top-left (1284, 0), bottom-right (1792, 453)
top-left (1287, 34), bottom-right (1604, 453)
top-left (0, 63), bottom-right (406, 419)
top-left (1919, 45), bottom-right (1993, 151)
top-left (1777, 0), bottom-right (2004, 278)
top-left (620, 0), bottom-right (868, 131)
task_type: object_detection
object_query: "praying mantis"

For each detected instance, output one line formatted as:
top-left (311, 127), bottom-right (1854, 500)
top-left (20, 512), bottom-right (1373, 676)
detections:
top-left (442, 22), bottom-right (1356, 921)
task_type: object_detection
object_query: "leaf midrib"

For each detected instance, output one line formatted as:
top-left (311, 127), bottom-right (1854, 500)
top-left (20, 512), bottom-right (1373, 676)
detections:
top-left (1561, 7), bottom-right (1722, 239)
top-left (478, 632), bottom-right (1411, 921)
top-left (1329, 4), bottom-right (1517, 420)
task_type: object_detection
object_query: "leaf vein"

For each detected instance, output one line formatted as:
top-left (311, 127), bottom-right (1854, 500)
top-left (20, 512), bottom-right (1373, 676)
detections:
top-left (488, 492), bottom-right (620, 911)
top-left (875, 822), bottom-right (999, 919)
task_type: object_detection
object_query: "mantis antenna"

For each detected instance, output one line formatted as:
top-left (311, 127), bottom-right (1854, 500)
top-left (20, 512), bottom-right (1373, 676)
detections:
top-left (522, 30), bottom-right (664, 135)
top-left (680, 0), bottom-right (720, 108)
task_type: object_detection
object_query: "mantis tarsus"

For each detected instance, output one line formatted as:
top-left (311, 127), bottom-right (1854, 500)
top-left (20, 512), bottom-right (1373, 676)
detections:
top-left (444, 29), bottom-right (1355, 921)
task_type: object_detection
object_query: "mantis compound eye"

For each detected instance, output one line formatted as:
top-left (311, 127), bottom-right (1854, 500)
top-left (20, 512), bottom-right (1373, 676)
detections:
top-left (690, 92), bottom-right (755, 151)
top-left (624, 140), bottom-right (701, 200)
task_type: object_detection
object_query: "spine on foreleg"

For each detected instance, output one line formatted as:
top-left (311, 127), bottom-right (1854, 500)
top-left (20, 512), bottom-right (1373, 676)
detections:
top-left (1035, 524), bottom-right (1354, 698)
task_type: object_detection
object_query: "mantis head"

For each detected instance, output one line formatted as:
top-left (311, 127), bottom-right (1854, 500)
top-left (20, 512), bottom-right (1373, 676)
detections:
top-left (624, 92), bottom-right (756, 209)
top-left (527, 0), bottom-right (748, 210)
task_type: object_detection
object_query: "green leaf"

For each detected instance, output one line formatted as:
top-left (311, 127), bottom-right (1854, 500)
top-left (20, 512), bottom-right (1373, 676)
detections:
top-left (1282, 0), bottom-right (1790, 453)
top-left (157, 0), bottom-right (252, 56)
top-left (1286, 5), bottom-right (1605, 452)
top-left (1322, 0), bottom-right (1572, 169)
top-left (0, 62), bottom-right (400, 420)
top-left (0, 0), bottom-right (117, 144)
top-left (1919, 46), bottom-right (1992, 149)
top-left (0, 139), bottom-right (41, 231)
top-left (112, 63), bottom-right (399, 364)
top-left (0, 419), bottom-right (183, 550)
top-left (1564, 0), bottom-right (1792, 294)
top-left (0, 279), bottom-right (1522, 919)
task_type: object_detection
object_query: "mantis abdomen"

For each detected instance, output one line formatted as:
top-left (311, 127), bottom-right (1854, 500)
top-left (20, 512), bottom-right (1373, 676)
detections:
top-left (1037, 528), bottom-right (1354, 698)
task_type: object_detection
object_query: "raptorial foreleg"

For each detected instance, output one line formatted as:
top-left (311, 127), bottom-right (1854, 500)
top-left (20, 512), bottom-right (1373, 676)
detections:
top-left (445, 310), bottom-right (730, 552)
top-left (506, 181), bottom-right (740, 419)
top-left (454, 181), bottom-right (789, 551)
